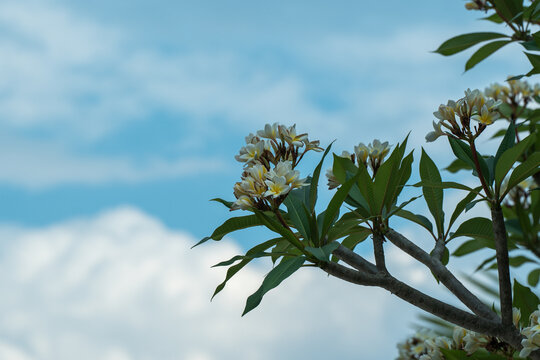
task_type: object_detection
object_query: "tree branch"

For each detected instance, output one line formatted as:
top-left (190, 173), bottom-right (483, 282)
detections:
top-left (372, 232), bottom-right (387, 272)
top-left (333, 245), bottom-right (378, 274)
top-left (491, 203), bottom-right (513, 328)
top-left (320, 261), bottom-right (499, 335)
top-left (384, 229), bottom-right (498, 322)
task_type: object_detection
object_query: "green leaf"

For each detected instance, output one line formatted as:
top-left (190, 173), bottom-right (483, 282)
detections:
top-left (434, 32), bottom-right (509, 56)
top-left (420, 149), bottom-right (444, 236)
top-left (444, 159), bottom-right (472, 173)
top-left (194, 215), bottom-right (263, 247)
top-left (450, 217), bottom-right (494, 241)
top-left (332, 154), bottom-right (358, 184)
top-left (505, 151), bottom-right (540, 197)
top-left (310, 142), bottom-right (333, 212)
top-left (210, 198), bottom-right (234, 209)
top-left (242, 256), bottom-right (305, 316)
top-left (211, 238), bottom-right (281, 299)
top-left (255, 211), bottom-right (305, 251)
top-left (465, 40), bottom-right (511, 71)
top-left (395, 209), bottom-right (434, 236)
top-left (448, 137), bottom-right (491, 184)
top-left (495, 134), bottom-right (533, 189)
top-left (448, 189), bottom-right (481, 230)
top-left (493, 0), bottom-right (523, 24)
top-left (513, 280), bottom-right (540, 326)
top-left (525, 52), bottom-right (540, 75)
top-left (453, 239), bottom-right (494, 257)
top-left (481, 13), bottom-right (504, 24)
top-left (284, 189), bottom-right (311, 241)
top-left (413, 180), bottom-right (477, 193)
top-left (373, 138), bottom-right (411, 213)
top-left (321, 174), bottom-right (360, 239)
top-left (494, 122), bottom-right (516, 164)
top-left (509, 255), bottom-right (538, 268)
top-left (306, 242), bottom-right (340, 262)
top-left (528, 268), bottom-right (540, 287)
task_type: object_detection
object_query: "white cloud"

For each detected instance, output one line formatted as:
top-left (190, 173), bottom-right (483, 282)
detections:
top-left (0, 1), bottom-right (526, 188)
top-left (0, 206), bottom-right (459, 360)
top-left (0, 137), bottom-right (226, 188)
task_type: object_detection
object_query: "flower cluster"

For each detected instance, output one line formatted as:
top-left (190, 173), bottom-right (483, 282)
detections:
top-left (325, 139), bottom-right (391, 189)
top-left (398, 312), bottom-right (522, 360)
top-left (485, 79), bottom-right (540, 108)
top-left (396, 330), bottom-right (451, 360)
top-left (464, 0), bottom-right (489, 10)
top-left (232, 123), bottom-right (323, 211)
top-left (426, 89), bottom-right (502, 142)
top-left (520, 306), bottom-right (540, 358)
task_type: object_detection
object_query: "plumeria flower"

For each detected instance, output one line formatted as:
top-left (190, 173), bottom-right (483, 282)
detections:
top-left (235, 141), bottom-right (265, 164)
top-left (425, 121), bottom-right (445, 142)
top-left (514, 307), bottom-right (522, 328)
top-left (304, 139), bottom-right (324, 152)
top-left (471, 104), bottom-right (499, 125)
top-left (453, 327), bottom-right (467, 349)
top-left (463, 331), bottom-right (489, 354)
top-left (280, 124), bottom-right (308, 147)
top-left (289, 176), bottom-right (309, 189)
top-left (231, 195), bottom-right (255, 210)
top-left (326, 169), bottom-right (340, 190)
top-left (369, 139), bottom-right (391, 161)
top-left (247, 164), bottom-right (268, 183)
top-left (267, 161), bottom-right (294, 180)
top-left (434, 101), bottom-right (457, 122)
top-left (520, 305), bottom-right (540, 357)
top-left (264, 176), bottom-right (290, 198)
top-left (257, 122), bottom-right (280, 140)
top-left (354, 144), bottom-right (369, 164)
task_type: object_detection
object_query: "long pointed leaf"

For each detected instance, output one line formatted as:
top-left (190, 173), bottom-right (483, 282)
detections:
top-left (194, 215), bottom-right (263, 247)
top-left (242, 256), bottom-right (305, 316)
top-left (420, 149), bottom-right (444, 236)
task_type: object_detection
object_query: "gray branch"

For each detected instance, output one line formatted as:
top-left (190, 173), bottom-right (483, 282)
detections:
top-left (491, 204), bottom-right (513, 328)
top-left (384, 229), bottom-right (498, 322)
top-left (320, 261), bottom-right (498, 335)
top-left (333, 244), bottom-right (378, 274)
top-left (372, 232), bottom-right (387, 272)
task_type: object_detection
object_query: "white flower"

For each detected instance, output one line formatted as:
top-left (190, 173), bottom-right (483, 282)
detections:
top-left (280, 124), bottom-right (308, 147)
top-left (463, 331), bottom-right (489, 354)
top-left (354, 144), bottom-right (369, 164)
top-left (425, 121), bottom-right (445, 142)
top-left (264, 176), bottom-right (290, 198)
top-left (235, 141), bottom-right (265, 163)
top-left (433, 101), bottom-right (456, 122)
top-left (304, 139), bottom-right (323, 152)
top-left (471, 104), bottom-right (499, 125)
top-left (453, 327), bottom-right (467, 349)
top-left (520, 305), bottom-right (540, 357)
top-left (247, 164), bottom-right (268, 183)
top-left (231, 195), bottom-right (255, 210)
top-left (257, 123), bottom-right (280, 140)
top-left (369, 139), bottom-right (391, 161)
top-left (514, 307), bottom-right (522, 328)
top-left (326, 169), bottom-right (340, 190)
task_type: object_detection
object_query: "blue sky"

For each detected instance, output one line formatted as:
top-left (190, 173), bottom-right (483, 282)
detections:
top-left (0, 1), bottom-right (533, 359)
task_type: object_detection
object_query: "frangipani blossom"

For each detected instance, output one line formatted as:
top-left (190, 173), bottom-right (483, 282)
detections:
top-left (264, 176), bottom-right (290, 198)
top-left (471, 104), bottom-right (499, 125)
top-left (257, 122), bottom-right (280, 140)
top-left (425, 121), bottom-right (445, 142)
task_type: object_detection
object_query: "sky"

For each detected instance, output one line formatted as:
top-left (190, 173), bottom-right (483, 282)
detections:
top-left (0, 0), bottom-right (534, 359)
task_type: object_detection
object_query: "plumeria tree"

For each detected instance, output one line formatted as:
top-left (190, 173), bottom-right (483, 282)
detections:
top-left (198, 1), bottom-right (540, 359)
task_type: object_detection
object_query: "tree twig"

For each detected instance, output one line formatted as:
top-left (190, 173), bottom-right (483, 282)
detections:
top-left (384, 229), bottom-right (498, 321)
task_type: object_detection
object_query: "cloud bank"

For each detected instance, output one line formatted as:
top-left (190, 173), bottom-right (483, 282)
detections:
top-left (0, 207), bottom-right (445, 360)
